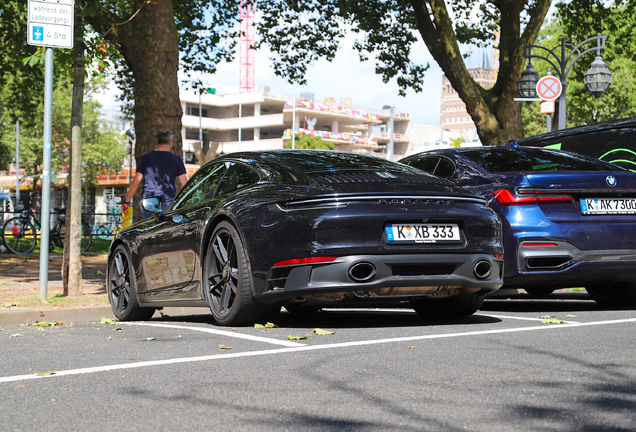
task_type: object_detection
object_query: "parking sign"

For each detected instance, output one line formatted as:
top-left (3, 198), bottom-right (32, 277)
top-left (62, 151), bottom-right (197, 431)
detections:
top-left (27, 0), bottom-right (74, 49)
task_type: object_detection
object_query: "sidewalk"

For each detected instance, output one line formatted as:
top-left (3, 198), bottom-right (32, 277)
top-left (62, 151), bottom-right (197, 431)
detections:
top-left (0, 252), bottom-right (215, 326)
top-left (0, 253), bottom-right (113, 325)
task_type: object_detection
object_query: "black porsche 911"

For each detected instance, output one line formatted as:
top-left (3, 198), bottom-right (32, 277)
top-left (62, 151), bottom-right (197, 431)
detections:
top-left (107, 150), bottom-right (503, 326)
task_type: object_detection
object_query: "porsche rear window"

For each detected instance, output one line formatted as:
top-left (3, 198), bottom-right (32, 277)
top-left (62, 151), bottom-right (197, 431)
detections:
top-left (461, 148), bottom-right (625, 172)
top-left (262, 150), bottom-right (419, 174)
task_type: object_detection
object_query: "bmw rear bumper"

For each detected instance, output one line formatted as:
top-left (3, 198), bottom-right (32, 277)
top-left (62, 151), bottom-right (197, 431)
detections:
top-left (505, 241), bottom-right (636, 289)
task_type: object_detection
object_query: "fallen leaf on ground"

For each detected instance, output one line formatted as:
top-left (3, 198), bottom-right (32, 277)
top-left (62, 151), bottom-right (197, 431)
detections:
top-left (218, 344), bottom-right (232, 349)
top-left (314, 328), bottom-right (335, 335)
top-left (96, 270), bottom-right (103, 275)
top-left (107, 336), bottom-right (115, 340)
top-left (566, 315), bottom-right (577, 318)
top-left (254, 322), bottom-right (277, 329)
top-left (34, 371), bottom-right (56, 376)
top-left (10, 334), bottom-right (22, 338)
top-left (407, 346), bottom-right (418, 349)
top-left (288, 335), bottom-right (308, 340)
top-left (541, 318), bottom-right (568, 324)
top-left (146, 337), bottom-right (156, 341)
top-left (101, 318), bottom-right (117, 325)
top-left (0, 281), bottom-right (9, 285)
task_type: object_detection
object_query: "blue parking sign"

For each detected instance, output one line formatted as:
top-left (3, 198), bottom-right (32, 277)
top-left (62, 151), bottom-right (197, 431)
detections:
top-left (33, 26), bottom-right (44, 41)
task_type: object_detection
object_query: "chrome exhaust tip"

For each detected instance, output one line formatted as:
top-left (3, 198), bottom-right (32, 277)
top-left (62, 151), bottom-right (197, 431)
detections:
top-left (473, 260), bottom-right (492, 279)
top-left (348, 262), bottom-right (376, 282)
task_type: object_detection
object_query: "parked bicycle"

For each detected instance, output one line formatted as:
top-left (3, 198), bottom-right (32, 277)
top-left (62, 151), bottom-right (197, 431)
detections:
top-left (1, 206), bottom-right (92, 254)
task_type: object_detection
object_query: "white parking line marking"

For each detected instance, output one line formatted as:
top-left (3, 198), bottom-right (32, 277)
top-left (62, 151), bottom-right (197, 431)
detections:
top-left (477, 313), bottom-right (580, 323)
top-left (126, 322), bottom-right (306, 347)
top-left (2, 317), bottom-right (635, 384)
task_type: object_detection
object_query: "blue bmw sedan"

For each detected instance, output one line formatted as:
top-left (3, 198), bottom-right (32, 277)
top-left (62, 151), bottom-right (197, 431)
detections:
top-left (400, 145), bottom-right (636, 307)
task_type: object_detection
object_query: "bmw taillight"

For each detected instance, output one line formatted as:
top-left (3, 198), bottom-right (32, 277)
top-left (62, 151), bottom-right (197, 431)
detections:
top-left (493, 188), bottom-right (573, 206)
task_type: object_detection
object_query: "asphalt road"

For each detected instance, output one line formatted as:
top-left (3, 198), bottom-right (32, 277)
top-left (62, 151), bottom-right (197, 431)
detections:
top-left (2, 298), bottom-right (635, 432)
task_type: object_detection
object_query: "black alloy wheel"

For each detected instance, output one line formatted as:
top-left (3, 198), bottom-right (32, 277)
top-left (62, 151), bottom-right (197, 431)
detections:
top-left (107, 245), bottom-right (155, 321)
top-left (204, 221), bottom-right (276, 326)
top-left (585, 283), bottom-right (636, 307)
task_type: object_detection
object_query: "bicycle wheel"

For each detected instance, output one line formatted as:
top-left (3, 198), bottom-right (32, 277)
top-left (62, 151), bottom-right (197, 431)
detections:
top-left (81, 222), bottom-right (93, 252)
top-left (2, 217), bottom-right (37, 254)
top-left (97, 225), bottom-right (110, 240)
top-left (57, 222), bottom-right (93, 252)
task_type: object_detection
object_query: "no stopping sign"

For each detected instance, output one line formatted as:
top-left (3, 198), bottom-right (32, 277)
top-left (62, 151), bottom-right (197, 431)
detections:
top-left (536, 76), bottom-right (562, 101)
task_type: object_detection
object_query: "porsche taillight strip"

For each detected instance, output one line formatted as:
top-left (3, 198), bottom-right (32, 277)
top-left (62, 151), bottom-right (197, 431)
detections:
top-left (494, 189), bottom-right (573, 206)
top-left (277, 194), bottom-right (488, 212)
top-left (273, 256), bottom-right (338, 267)
top-left (523, 243), bottom-right (558, 247)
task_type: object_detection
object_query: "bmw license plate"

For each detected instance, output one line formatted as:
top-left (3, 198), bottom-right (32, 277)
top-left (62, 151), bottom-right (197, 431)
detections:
top-left (580, 198), bottom-right (636, 215)
top-left (385, 223), bottom-right (461, 244)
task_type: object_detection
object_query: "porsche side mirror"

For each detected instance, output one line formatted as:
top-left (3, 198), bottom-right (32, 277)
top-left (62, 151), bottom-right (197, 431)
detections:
top-left (140, 197), bottom-right (164, 221)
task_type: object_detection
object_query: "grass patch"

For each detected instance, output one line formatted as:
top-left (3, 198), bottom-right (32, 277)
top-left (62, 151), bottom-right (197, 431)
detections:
top-left (4, 293), bottom-right (109, 309)
top-left (26, 237), bottom-right (112, 255)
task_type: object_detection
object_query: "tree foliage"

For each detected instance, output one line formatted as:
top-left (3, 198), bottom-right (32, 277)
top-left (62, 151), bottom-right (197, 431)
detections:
top-left (283, 135), bottom-right (336, 150)
top-left (0, 77), bottom-right (126, 185)
top-left (522, 0), bottom-right (636, 136)
top-left (257, 0), bottom-right (552, 145)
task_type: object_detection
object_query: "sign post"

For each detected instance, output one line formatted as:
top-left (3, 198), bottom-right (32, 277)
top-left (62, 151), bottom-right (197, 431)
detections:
top-left (27, 0), bottom-right (74, 301)
top-left (536, 76), bottom-right (562, 134)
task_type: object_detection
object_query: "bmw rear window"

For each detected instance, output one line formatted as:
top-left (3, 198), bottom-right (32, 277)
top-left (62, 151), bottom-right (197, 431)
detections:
top-left (461, 148), bottom-right (625, 172)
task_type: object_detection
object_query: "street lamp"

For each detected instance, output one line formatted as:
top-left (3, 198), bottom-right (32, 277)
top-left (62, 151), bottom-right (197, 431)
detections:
top-left (382, 105), bottom-right (395, 161)
top-left (15, 118), bottom-right (22, 210)
top-left (198, 87), bottom-right (216, 155)
top-left (125, 128), bottom-right (135, 184)
top-left (517, 61), bottom-right (539, 99)
top-left (518, 35), bottom-right (611, 130)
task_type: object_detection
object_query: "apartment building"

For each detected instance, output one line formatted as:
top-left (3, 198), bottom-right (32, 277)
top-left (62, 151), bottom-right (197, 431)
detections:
top-left (179, 89), bottom-right (412, 161)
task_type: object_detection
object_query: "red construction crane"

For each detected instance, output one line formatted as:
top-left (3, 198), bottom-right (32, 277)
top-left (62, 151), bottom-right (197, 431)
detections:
top-left (239, 0), bottom-right (255, 92)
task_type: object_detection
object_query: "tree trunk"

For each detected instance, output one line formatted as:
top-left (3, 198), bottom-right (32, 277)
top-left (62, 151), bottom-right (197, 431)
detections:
top-left (410, 0), bottom-right (551, 145)
top-left (63, 5), bottom-right (85, 296)
top-left (117, 0), bottom-right (183, 221)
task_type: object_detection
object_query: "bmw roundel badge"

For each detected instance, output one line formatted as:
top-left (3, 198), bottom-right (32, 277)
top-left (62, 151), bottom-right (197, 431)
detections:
top-left (606, 175), bottom-right (617, 187)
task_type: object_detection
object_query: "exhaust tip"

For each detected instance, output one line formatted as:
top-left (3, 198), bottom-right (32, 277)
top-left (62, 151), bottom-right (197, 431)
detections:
top-left (348, 262), bottom-right (376, 282)
top-left (473, 260), bottom-right (492, 279)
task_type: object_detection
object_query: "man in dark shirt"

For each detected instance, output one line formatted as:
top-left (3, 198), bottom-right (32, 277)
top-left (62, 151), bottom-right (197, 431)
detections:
top-left (123, 130), bottom-right (188, 219)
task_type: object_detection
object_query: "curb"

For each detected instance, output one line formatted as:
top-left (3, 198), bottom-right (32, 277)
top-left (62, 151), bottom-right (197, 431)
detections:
top-left (0, 306), bottom-right (114, 326)
top-left (0, 306), bottom-right (213, 327)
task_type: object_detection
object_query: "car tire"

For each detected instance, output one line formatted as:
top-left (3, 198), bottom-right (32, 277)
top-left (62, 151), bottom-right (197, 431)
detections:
top-left (524, 288), bottom-right (555, 296)
top-left (412, 292), bottom-right (485, 319)
top-left (107, 244), bottom-right (156, 321)
top-left (204, 221), bottom-right (277, 326)
top-left (585, 283), bottom-right (636, 307)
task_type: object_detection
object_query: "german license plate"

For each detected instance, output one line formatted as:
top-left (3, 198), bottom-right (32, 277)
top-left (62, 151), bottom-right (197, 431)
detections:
top-left (385, 223), bottom-right (460, 243)
top-left (580, 198), bottom-right (636, 215)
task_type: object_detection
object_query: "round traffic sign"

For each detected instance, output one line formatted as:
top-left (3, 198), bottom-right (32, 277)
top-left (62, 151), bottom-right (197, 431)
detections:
top-left (536, 76), bottom-right (562, 102)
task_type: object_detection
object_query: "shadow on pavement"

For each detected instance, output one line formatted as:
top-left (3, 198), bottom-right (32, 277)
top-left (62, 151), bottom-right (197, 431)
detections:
top-left (151, 307), bottom-right (502, 329)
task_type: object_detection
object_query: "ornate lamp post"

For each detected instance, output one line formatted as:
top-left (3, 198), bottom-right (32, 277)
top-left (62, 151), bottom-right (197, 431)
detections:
top-left (518, 35), bottom-right (612, 130)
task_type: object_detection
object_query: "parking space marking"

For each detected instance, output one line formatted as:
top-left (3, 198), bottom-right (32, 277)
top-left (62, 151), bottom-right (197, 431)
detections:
top-left (477, 313), bottom-right (580, 323)
top-left (2, 317), bottom-right (635, 384)
top-left (126, 322), bottom-right (306, 347)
